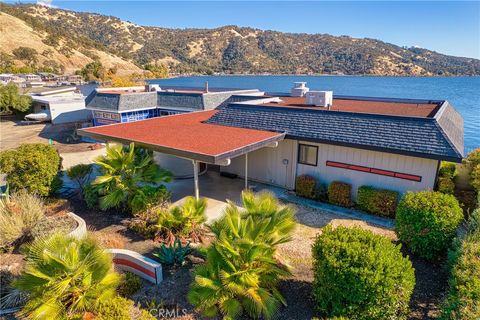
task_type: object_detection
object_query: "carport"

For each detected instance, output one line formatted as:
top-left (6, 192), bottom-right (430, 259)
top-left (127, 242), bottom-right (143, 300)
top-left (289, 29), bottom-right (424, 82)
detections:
top-left (78, 110), bottom-right (285, 199)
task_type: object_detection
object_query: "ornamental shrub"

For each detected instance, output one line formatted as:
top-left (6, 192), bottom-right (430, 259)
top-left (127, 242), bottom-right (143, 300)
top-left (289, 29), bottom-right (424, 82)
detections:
top-left (357, 186), bottom-right (399, 218)
top-left (0, 143), bottom-right (61, 196)
top-left (395, 191), bottom-right (464, 260)
top-left (312, 226), bottom-right (415, 319)
top-left (439, 162), bottom-right (458, 179)
top-left (328, 181), bottom-right (352, 207)
top-left (437, 176), bottom-right (456, 195)
top-left (441, 207), bottom-right (480, 320)
top-left (296, 174), bottom-right (317, 198)
top-left (471, 164), bottom-right (480, 192)
top-left (467, 148), bottom-right (480, 167)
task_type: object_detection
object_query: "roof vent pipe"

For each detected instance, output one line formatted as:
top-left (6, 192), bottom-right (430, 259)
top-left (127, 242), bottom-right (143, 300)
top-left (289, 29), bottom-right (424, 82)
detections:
top-left (204, 81), bottom-right (209, 93)
top-left (291, 82), bottom-right (309, 97)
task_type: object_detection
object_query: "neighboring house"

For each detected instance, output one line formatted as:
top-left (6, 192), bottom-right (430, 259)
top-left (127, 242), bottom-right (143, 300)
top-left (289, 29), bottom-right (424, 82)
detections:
top-left (28, 87), bottom-right (91, 124)
top-left (79, 83), bottom-right (464, 198)
top-left (85, 84), bottom-right (264, 126)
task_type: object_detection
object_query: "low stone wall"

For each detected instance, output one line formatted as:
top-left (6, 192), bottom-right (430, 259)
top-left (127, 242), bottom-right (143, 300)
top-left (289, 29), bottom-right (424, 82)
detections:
top-left (106, 249), bottom-right (163, 285)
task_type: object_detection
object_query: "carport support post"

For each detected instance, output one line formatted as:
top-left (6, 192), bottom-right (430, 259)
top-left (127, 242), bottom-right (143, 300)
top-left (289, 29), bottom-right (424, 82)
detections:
top-left (192, 160), bottom-right (200, 200)
top-left (245, 153), bottom-right (248, 190)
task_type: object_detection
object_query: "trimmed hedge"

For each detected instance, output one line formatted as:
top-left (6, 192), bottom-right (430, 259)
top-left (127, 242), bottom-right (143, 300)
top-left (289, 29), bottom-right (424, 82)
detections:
top-left (467, 148), bottom-right (480, 167)
top-left (439, 162), bottom-right (458, 179)
top-left (295, 175), bottom-right (317, 199)
top-left (0, 143), bottom-right (61, 196)
top-left (441, 204), bottom-right (480, 320)
top-left (357, 186), bottom-right (398, 218)
top-left (328, 181), bottom-right (352, 207)
top-left (312, 226), bottom-right (415, 319)
top-left (471, 164), bottom-right (480, 192)
top-left (395, 191), bottom-right (464, 260)
top-left (438, 176), bottom-right (456, 195)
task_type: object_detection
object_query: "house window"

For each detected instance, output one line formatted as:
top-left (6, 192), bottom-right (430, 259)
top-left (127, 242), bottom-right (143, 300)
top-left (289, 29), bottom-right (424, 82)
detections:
top-left (298, 144), bottom-right (318, 166)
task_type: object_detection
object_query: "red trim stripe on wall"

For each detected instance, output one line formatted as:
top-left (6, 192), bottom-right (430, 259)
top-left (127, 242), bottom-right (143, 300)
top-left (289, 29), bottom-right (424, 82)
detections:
top-left (326, 161), bottom-right (422, 182)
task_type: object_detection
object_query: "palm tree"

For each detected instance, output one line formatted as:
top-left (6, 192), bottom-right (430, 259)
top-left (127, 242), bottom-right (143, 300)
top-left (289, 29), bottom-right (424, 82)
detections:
top-left (188, 191), bottom-right (296, 319)
top-left (92, 143), bottom-right (172, 213)
top-left (12, 233), bottom-right (120, 320)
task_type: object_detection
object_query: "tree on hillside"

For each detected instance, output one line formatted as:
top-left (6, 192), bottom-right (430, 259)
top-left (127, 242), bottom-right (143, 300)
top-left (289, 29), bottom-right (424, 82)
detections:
top-left (0, 53), bottom-right (15, 73)
top-left (0, 83), bottom-right (32, 113)
top-left (78, 61), bottom-right (106, 81)
top-left (144, 63), bottom-right (169, 79)
top-left (12, 47), bottom-right (38, 66)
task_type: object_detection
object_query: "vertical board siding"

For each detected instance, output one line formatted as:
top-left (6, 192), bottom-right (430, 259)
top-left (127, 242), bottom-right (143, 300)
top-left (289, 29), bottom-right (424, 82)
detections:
top-left (221, 139), bottom-right (296, 189)
top-left (296, 141), bottom-right (438, 198)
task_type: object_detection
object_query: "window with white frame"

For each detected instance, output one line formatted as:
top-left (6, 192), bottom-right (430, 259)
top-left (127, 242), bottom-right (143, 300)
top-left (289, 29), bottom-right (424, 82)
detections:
top-left (298, 144), bottom-right (318, 166)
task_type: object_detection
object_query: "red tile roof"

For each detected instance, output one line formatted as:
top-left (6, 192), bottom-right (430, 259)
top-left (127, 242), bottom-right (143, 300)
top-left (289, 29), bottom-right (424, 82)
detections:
top-left (79, 110), bottom-right (285, 164)
top-left (263, 97), bottom-right (439, 117)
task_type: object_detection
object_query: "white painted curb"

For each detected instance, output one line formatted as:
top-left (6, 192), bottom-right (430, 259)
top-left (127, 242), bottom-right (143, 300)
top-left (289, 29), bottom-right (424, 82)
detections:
top-left (66, 212), bottom-right (88, 239)
top-left (106, 248), bottom-right (163, 285)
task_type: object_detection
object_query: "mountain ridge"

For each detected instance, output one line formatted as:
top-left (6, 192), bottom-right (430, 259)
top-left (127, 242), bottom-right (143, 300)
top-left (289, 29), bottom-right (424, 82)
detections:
top-left (1, 3), bottom-right (479, 76)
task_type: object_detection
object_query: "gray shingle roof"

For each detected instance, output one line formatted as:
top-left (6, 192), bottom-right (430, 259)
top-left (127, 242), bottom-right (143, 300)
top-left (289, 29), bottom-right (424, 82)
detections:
top-left (206, 103), bottom-right (464, 162)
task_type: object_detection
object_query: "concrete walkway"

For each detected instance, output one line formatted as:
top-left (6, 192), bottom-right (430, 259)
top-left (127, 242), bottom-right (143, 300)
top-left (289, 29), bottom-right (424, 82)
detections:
top-left (166, 170), bottom-right (395, 229)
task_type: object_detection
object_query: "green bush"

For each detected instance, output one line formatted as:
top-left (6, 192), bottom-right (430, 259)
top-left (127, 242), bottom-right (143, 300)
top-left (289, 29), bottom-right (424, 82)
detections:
top-left (441, 208), bottom-right (480, 320)
top-left (467, 148), bottom-right (480, 167)
top-left (439, 162), bottom-right (458, 179)
top-left (356, 186), bottom-right (398, 218)
top-left (83, 183), bottom-right (99, 209)
top-left (117, 272), bottom-right (142, 297)
top-left (438, 176), bottom-right (456, 195)
top-left (296, 174), bottom-right (317, 198)
top-left (0, 143), bottom-right (61, 196)
top-left (395, 191), bottom-right (464, 260)
top-left (471, 164), bottom-right (480, 192)
top-left (312, 226), bottom-right (415, 319)
top-left (328, 181), bottom-right (352, 207)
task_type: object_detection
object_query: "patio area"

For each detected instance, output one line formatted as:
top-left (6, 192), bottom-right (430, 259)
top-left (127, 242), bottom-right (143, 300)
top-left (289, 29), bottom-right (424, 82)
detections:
top-left (166, 168), bottom-right (275, 222)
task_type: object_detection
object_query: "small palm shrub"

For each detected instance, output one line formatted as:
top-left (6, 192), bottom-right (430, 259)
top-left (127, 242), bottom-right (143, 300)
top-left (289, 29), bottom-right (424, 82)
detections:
top-left (328, 181), bottom-right (352, 207)
top-left (13, 233), bottom-right (120, 320)
top-left (312, 226), bottom-right (415, 319)
top-left (155, 196), bottom-right (207, 244)
top-left (90, 143), bottom-right (172, 213)
top-left (0, 191), bottom-right (45, 252)
top-left (0, 143), bottom-right (61, 196)
top-left (357, 186), bottom-right (398, 217)
top-left (129, 196), bottom-right (207, 244)
top-left (188, 191), bottom-right (296, 320)
top-left (153, 238), bottom-right (191, 267)
top-left (395, 191), bottom-right (464, 260)
top-left (441, 207), bottom-right (480, 320)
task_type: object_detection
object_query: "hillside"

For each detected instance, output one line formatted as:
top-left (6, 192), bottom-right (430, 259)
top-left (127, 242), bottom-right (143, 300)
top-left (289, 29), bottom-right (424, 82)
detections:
top-left (1, 3), bottom-right (479, 76)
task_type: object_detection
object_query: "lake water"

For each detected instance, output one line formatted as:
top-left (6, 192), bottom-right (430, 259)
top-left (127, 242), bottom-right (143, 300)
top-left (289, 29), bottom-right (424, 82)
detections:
top-left (150, 76), bottom-right (480, 154)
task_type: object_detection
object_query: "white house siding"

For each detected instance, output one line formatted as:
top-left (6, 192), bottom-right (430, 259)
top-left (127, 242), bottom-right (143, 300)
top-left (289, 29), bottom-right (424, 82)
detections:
top-left (220, 139), bottom-right (297, 189)
top-left (49, 101), bottom-right (91, 124)
top-left (296, 141), bottom-right (439, 199)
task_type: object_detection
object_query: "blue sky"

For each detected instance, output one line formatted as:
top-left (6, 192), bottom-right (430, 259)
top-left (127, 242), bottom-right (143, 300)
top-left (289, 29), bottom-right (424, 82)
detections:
top-left (6, 1), bottom-right (480, 59)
